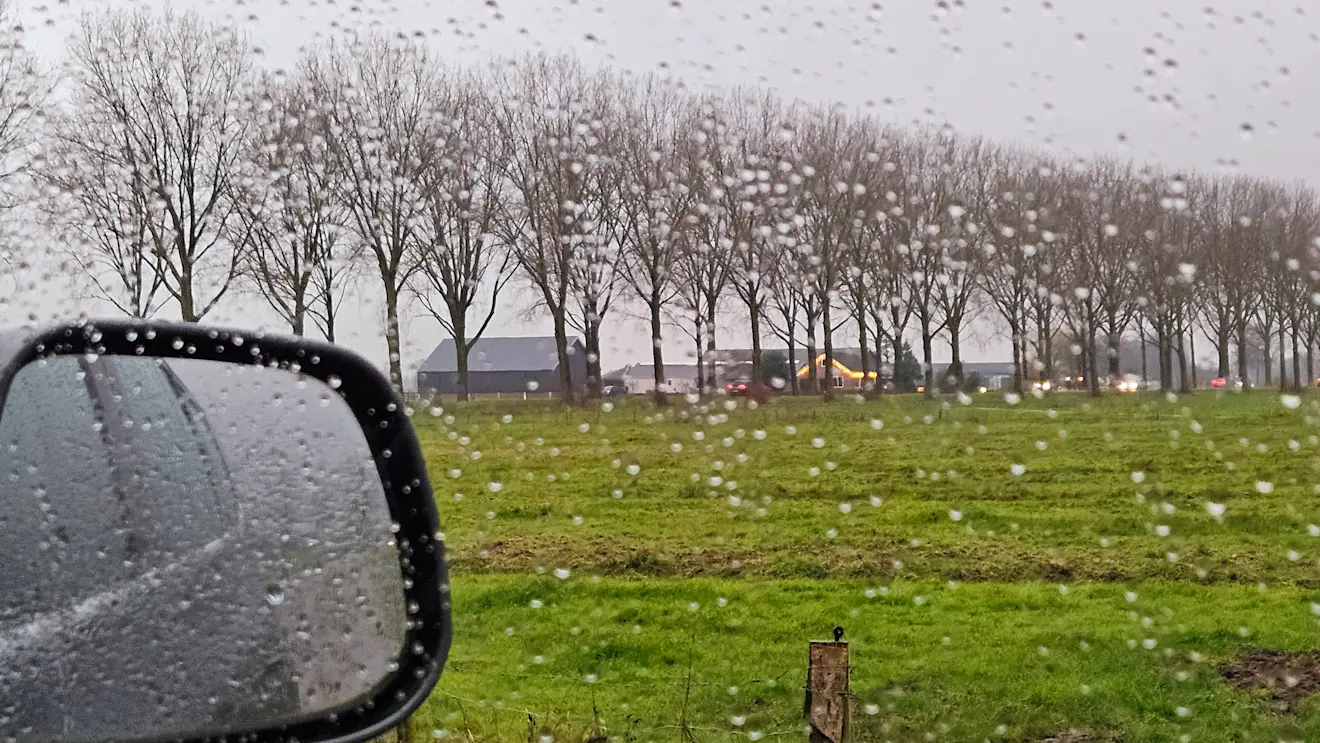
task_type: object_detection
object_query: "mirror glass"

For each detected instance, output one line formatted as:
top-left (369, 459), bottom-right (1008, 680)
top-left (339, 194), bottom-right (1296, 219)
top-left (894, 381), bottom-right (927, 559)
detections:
top-left (0, 354), bottom-right (406, 743)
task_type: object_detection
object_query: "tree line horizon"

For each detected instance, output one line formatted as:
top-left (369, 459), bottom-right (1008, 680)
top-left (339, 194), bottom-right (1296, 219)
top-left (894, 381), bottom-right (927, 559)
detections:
top-left (2, 7), bottom-right (1317, 402)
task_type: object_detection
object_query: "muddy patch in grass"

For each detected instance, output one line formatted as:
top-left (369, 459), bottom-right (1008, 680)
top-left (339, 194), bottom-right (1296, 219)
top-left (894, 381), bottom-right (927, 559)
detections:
top-left (1032, 730), bottom-right (1116, 743)
top-left (1219, 650), bottom-right (1320, 712)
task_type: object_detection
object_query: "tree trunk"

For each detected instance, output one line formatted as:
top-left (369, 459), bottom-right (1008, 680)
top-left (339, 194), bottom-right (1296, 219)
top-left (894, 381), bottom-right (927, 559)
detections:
top-left (650, 298), bottom-right (667, 405)
top-left (1036, 305), bottom-right (1054, 382)
top-left (1308, 327), bottom-right (1316, 388)
top-left (1188, 326), bottom-right (1198, 389)
top-left (856, 307), bottom-right (870, 392)
top-left (783, 310), bottom-right (799, 394)
top-left (1086, 321), bottom-right (1101, 397)
top-left (693, 316), bottom-right (705, 395)
top-left (949, 326), bottom-right (964, 391)
top-left (1176, 330), bottom-right (1190, 393)
top-left (920, 318), bottom-right (935, 398)
top-left (1215, 317), bottom-right (1231, 378)
top-left (749, 303), bottom-right (763, 385)
top-left (705, 298), bottom-right (718, 391)
top-left (874, 331), bottom-right (886, 396)
top-left (1278, 322), bottom-right (1287, 391)
top-left (383, 280), bottom-right (403, 392)
top-left (889, 304), bottom-right (905, 393)
top-left (805, 323), bottom-right (818, 396)
top-left (1138, 323), bottom-right (1149, 384)
top-left (323, 284), bottom-right (338, 344)
top-left (1010, 316), bottom-right (1024, 394)
top-left (585, 320), bottom-right (603, 400)
top-left (454, 314), bottom-right (470, 402)
top-left (291, 291), bottom-right (306, 337)
top-left (179, 260), bottom-right (197, 322)
top-left (1106, 313), bottom-right (1122, 378)
top-left (822, 302), bottom-right (836, 401)
top-left (456, 338), bottom-right (471, 403)
top-left (552, 311), bottom-right (575, 405)
top-left (1157, 324), bottom-right (1172, 391)
top-left (1236, 321), bottom-right (1251, 389)
top-left (1292, 325), bottom-right (1302, 393)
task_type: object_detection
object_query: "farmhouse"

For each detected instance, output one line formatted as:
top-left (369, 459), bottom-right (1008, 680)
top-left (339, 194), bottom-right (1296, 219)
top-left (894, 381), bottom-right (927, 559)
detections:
top-left (604, 363), bottom-right (702, 394)
top-left (416, 336), bottom-right (589, 396)
top-left (795, 352), bottom-right (890, 390)
top-left (961, 362), bottom-right (1017, 391)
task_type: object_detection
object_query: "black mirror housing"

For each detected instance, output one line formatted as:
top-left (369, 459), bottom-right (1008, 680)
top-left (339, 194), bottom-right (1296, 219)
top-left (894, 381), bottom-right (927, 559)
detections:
top-left (0, 318), bottom-right (450, 743)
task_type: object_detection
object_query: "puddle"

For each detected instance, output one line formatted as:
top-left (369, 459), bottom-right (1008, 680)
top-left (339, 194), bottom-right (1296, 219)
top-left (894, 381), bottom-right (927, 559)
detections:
top-left (1219, 650), bottom-right (1320, 713)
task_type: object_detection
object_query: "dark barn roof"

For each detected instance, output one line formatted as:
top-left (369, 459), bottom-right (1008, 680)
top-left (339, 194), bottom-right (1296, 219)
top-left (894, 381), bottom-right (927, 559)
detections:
top-left (419, 336), bottom-right (582, 374)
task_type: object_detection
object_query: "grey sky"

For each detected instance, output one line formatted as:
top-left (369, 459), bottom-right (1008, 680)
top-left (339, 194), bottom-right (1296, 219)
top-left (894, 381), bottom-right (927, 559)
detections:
top-left (9, 0), bottom-right (1317, 377)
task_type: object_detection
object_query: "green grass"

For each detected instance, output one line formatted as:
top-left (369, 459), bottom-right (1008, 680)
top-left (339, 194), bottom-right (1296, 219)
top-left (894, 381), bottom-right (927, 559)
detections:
top-left (407, 390), bottom-right (1320, 742)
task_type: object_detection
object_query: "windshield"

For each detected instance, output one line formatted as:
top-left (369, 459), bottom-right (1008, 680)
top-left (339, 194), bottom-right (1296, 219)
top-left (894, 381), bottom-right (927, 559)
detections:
top-left (7, 0), bottom-right (1320, 741)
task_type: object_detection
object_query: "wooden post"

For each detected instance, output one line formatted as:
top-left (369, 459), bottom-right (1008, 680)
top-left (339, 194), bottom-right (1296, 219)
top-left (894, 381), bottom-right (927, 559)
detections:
top-left (805, 640), bottom-right (849, 743)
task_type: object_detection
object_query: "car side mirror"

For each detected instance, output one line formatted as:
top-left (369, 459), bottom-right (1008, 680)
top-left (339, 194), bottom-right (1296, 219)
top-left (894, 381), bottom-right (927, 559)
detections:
top-left (0, 319), bottom-right (450, 743)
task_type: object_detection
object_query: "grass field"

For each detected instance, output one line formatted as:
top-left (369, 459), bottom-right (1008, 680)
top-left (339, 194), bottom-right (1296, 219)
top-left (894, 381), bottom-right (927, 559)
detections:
top-left (405, 390), bottom-right (1320, 742)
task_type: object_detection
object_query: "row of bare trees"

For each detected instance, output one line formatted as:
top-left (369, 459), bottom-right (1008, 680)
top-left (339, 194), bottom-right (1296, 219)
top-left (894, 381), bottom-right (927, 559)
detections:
top-left (16, 8), bottom-right (1320, 401)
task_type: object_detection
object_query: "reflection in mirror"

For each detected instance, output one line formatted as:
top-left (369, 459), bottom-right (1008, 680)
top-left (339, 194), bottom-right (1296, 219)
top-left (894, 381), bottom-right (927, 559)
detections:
top-left (0, 355), bottom-right (405, 743)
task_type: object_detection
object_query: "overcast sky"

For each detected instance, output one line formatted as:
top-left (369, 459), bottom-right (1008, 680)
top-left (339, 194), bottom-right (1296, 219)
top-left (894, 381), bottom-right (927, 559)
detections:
top-left (8, 0), bottom-right (1318, 377)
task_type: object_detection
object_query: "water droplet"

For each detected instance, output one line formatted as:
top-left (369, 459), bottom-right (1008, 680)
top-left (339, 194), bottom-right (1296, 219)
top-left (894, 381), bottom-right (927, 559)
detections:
top-left (265, 584), bottom-right (285, 606)
top-left (327, 375), bottom-right (342, 389)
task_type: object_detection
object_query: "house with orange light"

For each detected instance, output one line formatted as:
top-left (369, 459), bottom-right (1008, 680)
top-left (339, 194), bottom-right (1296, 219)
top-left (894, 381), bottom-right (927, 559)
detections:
top-left (795, 352), bottom-right (891, 391)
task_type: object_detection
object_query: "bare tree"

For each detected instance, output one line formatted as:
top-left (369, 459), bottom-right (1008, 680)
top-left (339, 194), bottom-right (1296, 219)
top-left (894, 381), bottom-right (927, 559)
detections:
top-left (616, 78), bottom-right (699, 404)
top-left (933, 136), bottom-right (994, 390)
top-left (0, 0), bottom-right (47, 216)
top-left (796, 108), bottom-right (881, 400)
top-left (675, 98), bottom-right (736, 393)
top-left (893, 128), bottom-right (959, 396)
top-left (304, 36), bottom-right (439, 391)
top-left (233, 72), bottom-right (358, 338)
top-left (54, 8), bottom-right (254, 322)
top-left (489, 54), bottom-right (614, 404)
top-left (710, 90), bottom-right (795, 386)
top-left (565, 77), bottom-right (628, 400)
top-left (976, 152), bottom-right (1048, 393)
top-left (38, 117), bottom-right (166, 316)
top-left (408, 69), bottom-right (515, 401)
top-left (765, 261), bottom-right (805, 393)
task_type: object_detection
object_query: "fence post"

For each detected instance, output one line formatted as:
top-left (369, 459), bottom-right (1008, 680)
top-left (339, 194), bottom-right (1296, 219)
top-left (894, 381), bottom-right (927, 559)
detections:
top-left (804, 637), bottom-right (849, 743)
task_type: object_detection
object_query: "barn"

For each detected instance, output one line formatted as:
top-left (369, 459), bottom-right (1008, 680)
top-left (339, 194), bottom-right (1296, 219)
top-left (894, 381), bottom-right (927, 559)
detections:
top-left (416, 336), bottom-right (589, 396)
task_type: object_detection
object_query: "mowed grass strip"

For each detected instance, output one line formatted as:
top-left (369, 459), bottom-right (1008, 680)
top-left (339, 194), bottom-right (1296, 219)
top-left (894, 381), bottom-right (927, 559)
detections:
top-left (416, 392), bottom-right (1320, 584)
top-left (417, 576), bottom-right (1320, 743)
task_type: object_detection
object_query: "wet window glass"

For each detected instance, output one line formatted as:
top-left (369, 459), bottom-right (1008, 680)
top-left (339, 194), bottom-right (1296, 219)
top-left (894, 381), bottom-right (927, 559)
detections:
top-left (8, 0), bottom-right (1320, 741)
